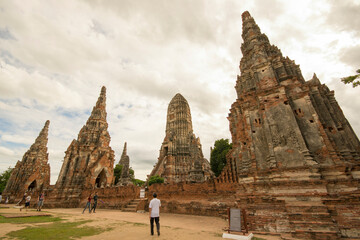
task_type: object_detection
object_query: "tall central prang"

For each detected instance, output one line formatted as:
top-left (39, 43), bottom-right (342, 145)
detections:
top-left (149, 93), bottom-right (213, 183)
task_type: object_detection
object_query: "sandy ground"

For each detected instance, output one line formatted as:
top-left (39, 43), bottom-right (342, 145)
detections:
top-left (0, 204), bottom-right (281, 240)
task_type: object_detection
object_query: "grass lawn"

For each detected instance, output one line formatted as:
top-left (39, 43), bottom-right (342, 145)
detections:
top-left (0, 214), bottom-right (112, 240)
top-left (0, 215), bottom-right (62, 224)
top-left (6, 220), bottom-right (106, 240)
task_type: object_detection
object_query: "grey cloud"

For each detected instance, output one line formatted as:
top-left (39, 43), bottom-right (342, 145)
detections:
top-left (270, 23), bottom-right (307, 51)
top-left (327, 0), bottom-right (360, 35)
top-left (91, 19), bottom-right (108, 36)
top-left (340, 45), bottom-right (360, 68)
top-left (0, 49), bottom-right (34, 72)
top-left (253, 0), bottom-right (284, 20)
top-left (0, 27), bottom-right (16, 40)
top-left (84, 0), bottom-right (217, 45)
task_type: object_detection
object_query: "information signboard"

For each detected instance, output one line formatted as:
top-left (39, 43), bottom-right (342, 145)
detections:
top-left (230, 208), bottom-right (241, 232)
top-left (140, 188), bottom-right (145, 198)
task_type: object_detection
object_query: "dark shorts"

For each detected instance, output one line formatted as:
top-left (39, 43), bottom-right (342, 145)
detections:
top-left (25, 202), bottom-right (30, 207)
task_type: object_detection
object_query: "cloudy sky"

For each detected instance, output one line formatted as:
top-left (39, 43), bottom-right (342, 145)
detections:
top-left (0, 0), bottom-right (359, 183)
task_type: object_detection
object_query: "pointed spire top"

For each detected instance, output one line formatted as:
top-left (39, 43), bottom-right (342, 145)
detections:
top-left (45, 120), bottom-right (50, 128)
top-left (174, 93), bottom-right (185, 99)
top-left (119, 142), bottom-right (129, 166)
top-left (37, 120), bottom-right (50, 141)
top-left (96, 86), bottom-right (106, 108)
top-left (241, 11), bottom-right (251, 21)
top-left (101, 86), bottom-right (106, 95)
top-left (310, 73), bottom-right (321, 85)
top-left (170, 93), bottom-right (188, 104)
top-left (122, 142), bottom-right (127, 156)
top-left (31, 120), bottom-right (50, 151)
top-left (241, 11), bottom-right (263, 44)
top-left (88, 86), bottom-right (107, 121)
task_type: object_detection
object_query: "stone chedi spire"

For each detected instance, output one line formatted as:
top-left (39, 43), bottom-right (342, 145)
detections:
top-left (149, 93), bottom-right (213, 183)
top-left (116, 142), bottom-right (132, 186)
top-left (219, 11), bottom-right (360, 183)
top-left (3, 120), bottom-right (51, 196)
top-left (56, 86), bottom-right (115, 189)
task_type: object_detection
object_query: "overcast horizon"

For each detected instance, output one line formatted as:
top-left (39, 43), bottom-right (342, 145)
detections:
top-left (1, 0), bottom-right (359, 183)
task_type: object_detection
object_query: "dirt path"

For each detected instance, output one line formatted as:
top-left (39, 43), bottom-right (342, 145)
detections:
top-left (1, 205), bottom-right (282, 239)
top-left (46, 208), bottom-right (281, 240)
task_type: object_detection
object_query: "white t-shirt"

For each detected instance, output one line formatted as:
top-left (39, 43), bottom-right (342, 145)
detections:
top-left (149, 198), bottom-right (161, 218)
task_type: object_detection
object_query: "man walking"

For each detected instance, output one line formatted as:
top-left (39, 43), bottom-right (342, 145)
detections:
top-left (24, 194), bottom-right (31, 211)
top-left (82, 194), bottom-right (92, 214)
top-left (149, 192), bottom-right (161, 236)
top-left (91, 192), bottom-right (98, 213)
top-left (37, 192), bottom-right (45, 211)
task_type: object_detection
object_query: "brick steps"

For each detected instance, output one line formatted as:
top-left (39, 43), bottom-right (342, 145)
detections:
top-left (122, 199), bottom-right (141, 212)
top-left (284, 200), bottom-right (340, 239)
top-left (290, 229), bottom-right (339, 240)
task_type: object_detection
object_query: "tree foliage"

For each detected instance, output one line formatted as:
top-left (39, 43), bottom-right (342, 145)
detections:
top-left (341, 69), bottom-right (360, 88)
top-left (210, 139), bottom-right (232, 177)
top-left (114, 164), bottom-right (139, 186)
top-left (148, 175), bottom-right (164, 186)
top-left (132, 178), bottom-right (145, 186)
top-left (113, 164), bottom-right (123, 185)
top-left (0, 167), bottom-right (13, 193)
top-left (129, 167), bottom-right (135, 180)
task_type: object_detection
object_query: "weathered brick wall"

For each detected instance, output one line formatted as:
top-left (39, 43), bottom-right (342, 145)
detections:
top-left (147, 170), bottom-right (360, 239)
top-left (148, 181), bottom-right (238, 217)
top-left (42, 184), bottom-right (140, 209)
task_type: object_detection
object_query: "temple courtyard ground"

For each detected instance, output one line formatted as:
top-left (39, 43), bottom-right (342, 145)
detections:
top-left (0, 204), bottom-right (281, 240)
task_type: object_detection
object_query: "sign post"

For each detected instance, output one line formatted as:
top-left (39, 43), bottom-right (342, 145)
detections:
top-left (229, 208), bottom-right (241, 232)
top-left (140, 188), bottom-right (145, 199)
top-left (223, 208), bottom-right (251, 239)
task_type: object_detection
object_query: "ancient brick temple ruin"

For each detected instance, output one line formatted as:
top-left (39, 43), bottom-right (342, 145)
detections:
top-left (116, 142), bottom-right (132, 186)
top-left (3, 10), bottom-right (360, 240)
top-left (212, 11), bottom-right (360, 239)
top-left (218, 11), bottom-right (360, 183)
top-left (3, 120), bottom-right (50, 197)
top-left (56, 86), bottom-right (115, 190)
top-left (148, 93), bottom-right (213, 183)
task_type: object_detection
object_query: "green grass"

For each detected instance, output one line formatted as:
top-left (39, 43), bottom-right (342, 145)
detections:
top-left (6, 220), bottom-right (106, 240)
top-left (133, 222), bottom-right (147, 226)
top-left (0, 215), bottom-right (63, 224)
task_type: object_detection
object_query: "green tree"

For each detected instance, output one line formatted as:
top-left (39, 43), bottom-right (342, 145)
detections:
top-left (210, 139), bottom-right (232, 177)
top-left (129, 167), bottom-right (135, 180)
top-left (113, 164), bottom-right (123, 185)
top-left (341, 69), bottom-right (360, 88)
top-left (114, 165), bottom-right (139, 186)
top-left (132, 179), bottom-right (145, 187)
top-left (0, 167), bottom-right (13, 193)
top-left (148, 175), bottom-right (164, 186)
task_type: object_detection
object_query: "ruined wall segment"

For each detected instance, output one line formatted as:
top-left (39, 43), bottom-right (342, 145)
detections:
top-left (55, 86), bottom-right (115, 190)
top-left (149, 93), bottom-right (213, 183)
top-left (3, 120), bottom-right (51, 197)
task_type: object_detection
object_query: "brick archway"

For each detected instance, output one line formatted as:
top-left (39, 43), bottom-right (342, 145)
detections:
top-left (28, 180), bottom-right (36, 191)
top-left (95, 169), bottom-right (107, 188)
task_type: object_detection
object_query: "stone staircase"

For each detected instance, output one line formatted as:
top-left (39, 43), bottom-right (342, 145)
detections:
top-left (122, 199), bottom-right (141, 212)
top-left (284, 201), bottom-right (340, 239)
